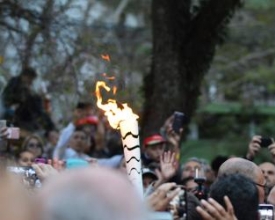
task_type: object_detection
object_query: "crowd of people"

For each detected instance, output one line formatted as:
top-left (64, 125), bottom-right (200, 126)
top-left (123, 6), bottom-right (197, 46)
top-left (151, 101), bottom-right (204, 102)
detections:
top-left (0, 67), bottom-right (275, 220)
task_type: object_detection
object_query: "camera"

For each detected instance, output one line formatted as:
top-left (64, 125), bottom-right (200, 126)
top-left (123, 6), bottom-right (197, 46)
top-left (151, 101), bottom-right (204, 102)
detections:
top-left (260, 137), bottom-right (274, 148)
top-left (0, 120), bottom-right (20, 139)
top-left (259, 204), bottom-right (274, 220)
top-left (172, 111), bottom-right (188, 134)
top-left (169, 186), bottom-right (187, 219)
top-left (7, 166), bottom-right (38, 187)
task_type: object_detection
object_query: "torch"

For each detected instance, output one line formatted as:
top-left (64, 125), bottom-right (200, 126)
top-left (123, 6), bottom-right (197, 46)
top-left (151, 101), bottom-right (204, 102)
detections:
top-left (95, 81), bottom-right (143, 197)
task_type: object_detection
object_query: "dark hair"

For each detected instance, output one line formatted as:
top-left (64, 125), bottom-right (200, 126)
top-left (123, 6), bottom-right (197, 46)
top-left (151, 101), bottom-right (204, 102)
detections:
top-left (210, 173), bottom-right (259, 220)
top-left (76, 102), bottom-right (92, 110)
top-left (44, 129), bottom-right (58, 139)
top-left (20, 67), bottom-right (37, 78)
top-left (16, 149), bottom-right (34, 161)
top-left (74, 126), bottom-right (88, 135)
top-left (211, 155), bottom-right (229, 176)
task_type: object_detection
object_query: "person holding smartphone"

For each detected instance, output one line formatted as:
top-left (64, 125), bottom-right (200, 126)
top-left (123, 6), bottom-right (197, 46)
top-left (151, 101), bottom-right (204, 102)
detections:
top-left (245, 135), bottom-right (275, 161)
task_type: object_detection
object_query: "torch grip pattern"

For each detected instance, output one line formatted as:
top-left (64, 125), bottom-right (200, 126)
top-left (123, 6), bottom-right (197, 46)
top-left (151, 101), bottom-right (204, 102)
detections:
top-left (120, 120), bottom-right (143, 197)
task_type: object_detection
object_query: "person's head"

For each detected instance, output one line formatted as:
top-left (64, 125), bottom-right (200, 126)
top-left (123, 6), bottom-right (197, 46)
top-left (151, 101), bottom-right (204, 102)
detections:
top-left (181, 157), bottom-right (203, 179)
top-left (210, 173), bottom-right (259, 220)
top-left (142, 134), bottom-right (166, 162)
top-left (22, 134), bottom-right (44, 158)
top-left (181, 176), bottom-right (198, 193)
top-left (211, 155), bottom-right (229, 177)
top-left (44, 130), bottom-right (59, 146)
top-left (218, 157), bottom-right (265, 203)
top-left (259, 162), bottom-right (275, 190)
top-left (142, 168), bottom-right (158, 190)
top-left (37, 166), bottom-right (147, 220)
top-left (20, 67), bottom-right (37, 87)
top-left (69, 128), bottom-right (87, 153)
top-left (74, 102), bottom-right (94, 119)
top-left (17, 150), bottom-right (35, 167)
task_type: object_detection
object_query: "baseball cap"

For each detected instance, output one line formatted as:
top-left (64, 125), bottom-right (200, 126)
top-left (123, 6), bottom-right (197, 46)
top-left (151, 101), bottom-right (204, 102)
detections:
top-left (143, 134), bottom-right (166, 147)
top-left (142, 168), bottom-right (158, 180)
top-left (76, 116), bottom-right (99, 126)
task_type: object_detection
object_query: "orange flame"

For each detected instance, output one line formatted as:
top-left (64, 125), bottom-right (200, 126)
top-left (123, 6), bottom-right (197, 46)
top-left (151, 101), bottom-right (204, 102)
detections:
top-left (101, 54), bottom-right (110, 62)
top-left (95, 81), bottom-right (138, 129)
top-left (113, 86), bottom-right (117, 95)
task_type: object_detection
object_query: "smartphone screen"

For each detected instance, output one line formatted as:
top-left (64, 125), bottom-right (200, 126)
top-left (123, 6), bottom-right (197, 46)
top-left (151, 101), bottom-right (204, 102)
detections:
top-left (7, 127), bottom-right (20, 139)
top-left (259, 204), bottom-right (274, 220)
top-left (172, 111), bottom-right (186, 134)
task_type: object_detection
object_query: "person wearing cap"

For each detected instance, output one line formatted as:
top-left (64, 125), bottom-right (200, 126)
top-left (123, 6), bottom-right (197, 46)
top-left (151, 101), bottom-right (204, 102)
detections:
top-left (142, 167), bottom-right (158, 191)
top-left (141, 133), bottom-right (166, 167)
top-left (52, 102), bottom-right (95, 159)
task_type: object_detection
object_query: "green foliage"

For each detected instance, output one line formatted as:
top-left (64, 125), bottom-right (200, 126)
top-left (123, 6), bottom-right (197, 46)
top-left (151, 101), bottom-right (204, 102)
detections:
top-left (246, 0), bottom-right (275, 10)
top-left (180, 139), bottom-right (272, 165)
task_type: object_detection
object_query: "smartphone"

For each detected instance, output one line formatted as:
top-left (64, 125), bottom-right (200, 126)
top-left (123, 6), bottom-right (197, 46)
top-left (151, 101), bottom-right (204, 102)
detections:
top-left (0, 120), bottom-right (6, 129)
top-left (260, 137), bottom-right (273, 148)
top-left (7, 127), bottom-right (20, 139)
top-left (172, 111), bottom-right (187, 134)
top-left (259, 204), bottom-right (274, 220)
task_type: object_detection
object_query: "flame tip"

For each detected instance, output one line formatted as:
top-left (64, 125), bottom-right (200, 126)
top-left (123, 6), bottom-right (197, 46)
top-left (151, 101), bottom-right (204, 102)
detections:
top-left (95, 80), bottom-right (139, 129)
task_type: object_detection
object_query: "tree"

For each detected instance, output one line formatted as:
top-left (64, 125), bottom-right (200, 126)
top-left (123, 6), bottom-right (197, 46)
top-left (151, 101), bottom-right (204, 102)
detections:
top-left (141, 0), bottom-right (242, 135)
top-left (0, 0), bottom-right (150, 128)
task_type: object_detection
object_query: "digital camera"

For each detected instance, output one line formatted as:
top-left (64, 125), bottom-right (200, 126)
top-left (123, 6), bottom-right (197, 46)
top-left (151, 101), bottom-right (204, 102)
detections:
top-left (7, 166), bottom-right (38, 187)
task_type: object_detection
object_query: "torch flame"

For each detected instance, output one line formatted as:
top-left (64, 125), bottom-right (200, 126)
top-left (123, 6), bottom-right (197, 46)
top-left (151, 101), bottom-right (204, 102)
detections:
top-left (113, 86), bottom-right (117, 95)
top-left (95, 81), bottom-right (139, 129)
top-left (101, 54), bottom-right (110, 62)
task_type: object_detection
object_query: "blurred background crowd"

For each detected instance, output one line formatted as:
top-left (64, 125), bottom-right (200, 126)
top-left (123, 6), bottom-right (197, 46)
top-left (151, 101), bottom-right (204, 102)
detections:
top-left (0, 0), bottom-right (275, 219)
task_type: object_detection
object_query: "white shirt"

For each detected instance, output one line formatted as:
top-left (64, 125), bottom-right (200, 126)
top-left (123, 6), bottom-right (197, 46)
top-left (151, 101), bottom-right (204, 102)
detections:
top-left (62, 148), bottom-right (91, 161)
top-left (53, 122), bottom-right (75, 159)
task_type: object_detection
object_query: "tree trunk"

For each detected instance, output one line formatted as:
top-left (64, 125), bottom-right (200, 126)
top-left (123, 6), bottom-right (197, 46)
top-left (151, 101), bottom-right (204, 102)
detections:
top-left (142, 0), bottom-right (242, 137)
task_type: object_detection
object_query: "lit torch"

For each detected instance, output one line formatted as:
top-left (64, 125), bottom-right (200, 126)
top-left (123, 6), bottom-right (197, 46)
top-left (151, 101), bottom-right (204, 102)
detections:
top-left (95, 81), bottom-right (143, 197)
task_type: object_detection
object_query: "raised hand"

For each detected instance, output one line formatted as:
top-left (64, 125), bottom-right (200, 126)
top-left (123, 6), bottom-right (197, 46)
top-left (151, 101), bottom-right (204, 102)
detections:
top-left (161, 115), bottom-right (182, 149)
top-left (146, 182), bottom-right (181, 211)
top-left (246, 135), bottom-right (261, 160)
top-left (47, 159), bottom-right (65, 172)
top-left (0, 127), bottom-right (9, 140)
top-left (32, 163), bottom-right (58, 182)
top-left (196, 196), bottom-right (237, 220)
top-left (160, 151), bottom-right (177, 181)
